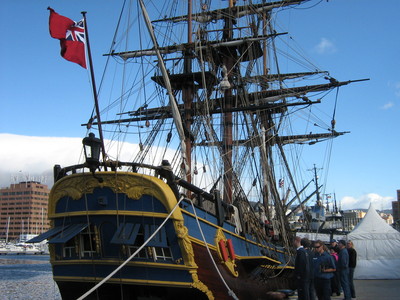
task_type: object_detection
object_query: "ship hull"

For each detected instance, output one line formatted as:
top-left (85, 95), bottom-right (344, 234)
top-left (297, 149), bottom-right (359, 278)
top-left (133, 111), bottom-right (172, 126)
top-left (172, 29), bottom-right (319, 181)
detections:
top-left (38, 172), bottom-right (294, 299)
top-left (56, 281), bottom-right (208, 300)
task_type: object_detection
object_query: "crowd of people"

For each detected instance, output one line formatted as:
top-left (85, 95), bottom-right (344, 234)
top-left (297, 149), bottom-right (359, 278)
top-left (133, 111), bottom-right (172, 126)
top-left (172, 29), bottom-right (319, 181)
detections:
top-left (294, 237), bottom-right (357, 300)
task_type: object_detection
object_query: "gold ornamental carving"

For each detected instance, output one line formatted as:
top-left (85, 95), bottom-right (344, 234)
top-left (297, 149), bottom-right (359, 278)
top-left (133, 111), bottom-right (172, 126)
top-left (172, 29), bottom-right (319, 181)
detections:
top-left (175, 221), bottom-right (197, 268)
top-left (48, 172), bottom-right (184, 221)
top-left (174, 220), bottom-right (216, 298)
top-left (174, 220), bottom-right (213, 300)
top-left (190, 271), bottom-right (214, 300)
top-left (50, 174), bottom-right (154, 202)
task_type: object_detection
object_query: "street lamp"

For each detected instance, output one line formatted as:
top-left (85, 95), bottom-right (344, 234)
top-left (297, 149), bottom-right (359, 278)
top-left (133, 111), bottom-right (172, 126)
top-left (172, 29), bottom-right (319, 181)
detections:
top-left (82, 132), bottom-right (101, 172)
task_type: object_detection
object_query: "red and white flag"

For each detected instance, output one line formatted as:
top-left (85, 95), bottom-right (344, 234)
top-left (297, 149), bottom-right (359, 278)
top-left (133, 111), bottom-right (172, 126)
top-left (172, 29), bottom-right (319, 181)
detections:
top-left (279, 178), bottom-right (284, 188)
top-left (48, 8), bottom-right (86, 68)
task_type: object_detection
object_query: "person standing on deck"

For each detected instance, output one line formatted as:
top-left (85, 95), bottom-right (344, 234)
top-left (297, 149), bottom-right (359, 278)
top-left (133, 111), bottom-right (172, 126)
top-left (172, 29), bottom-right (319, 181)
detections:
top-left (312, 240), bottom-right (336, 300)
top-left (338, 240), bottom-right (351, 300)
top-left (294, 236), bottom-right (311, 300)
top-left (347, 240), bottom-right (357, 299)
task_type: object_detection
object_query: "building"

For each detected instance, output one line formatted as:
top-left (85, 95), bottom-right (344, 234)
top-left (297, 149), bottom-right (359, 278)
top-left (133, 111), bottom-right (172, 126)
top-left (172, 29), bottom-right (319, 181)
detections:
top-left (392, 189), bottom-right (400, 230)
top-left (379, 212), bottom-right (394, 225)
top-left (342, 210), bottom-right (366, 232)
top-left (0, 181), bottom-right (50, 242)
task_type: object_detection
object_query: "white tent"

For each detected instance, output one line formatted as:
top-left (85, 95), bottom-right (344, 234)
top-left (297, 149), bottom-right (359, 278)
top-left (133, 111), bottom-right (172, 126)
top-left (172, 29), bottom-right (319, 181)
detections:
top-left (347, 204), bottom-right (400, 279)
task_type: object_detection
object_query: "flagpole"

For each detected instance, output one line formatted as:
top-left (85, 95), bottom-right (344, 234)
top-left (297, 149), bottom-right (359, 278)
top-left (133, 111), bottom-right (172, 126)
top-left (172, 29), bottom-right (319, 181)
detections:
top-left (81, 11), bottom-right (107, 170)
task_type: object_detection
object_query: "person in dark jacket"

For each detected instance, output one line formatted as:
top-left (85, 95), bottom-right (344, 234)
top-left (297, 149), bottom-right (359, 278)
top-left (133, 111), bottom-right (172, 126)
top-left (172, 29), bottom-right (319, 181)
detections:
top-left (294, 236), bottom-right (311, 300)
top-left (301, 238), bottom-right (315, 300)
top-left (347, 240), bottom-right (357, 298)
top-left (312, 240), bottom-right (336, 300)
top-left (338, 240), bottom-right (351, 300)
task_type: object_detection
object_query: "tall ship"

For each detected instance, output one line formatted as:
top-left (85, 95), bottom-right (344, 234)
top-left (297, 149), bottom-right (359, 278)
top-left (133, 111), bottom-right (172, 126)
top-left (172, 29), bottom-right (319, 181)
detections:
top-left (29, 1), bottom-right (367, 299)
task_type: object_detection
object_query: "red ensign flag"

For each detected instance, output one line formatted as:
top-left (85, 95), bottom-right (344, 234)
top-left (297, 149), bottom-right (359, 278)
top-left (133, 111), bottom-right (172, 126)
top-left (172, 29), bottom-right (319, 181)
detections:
top-left (48, 7), bottom-right (87, 68)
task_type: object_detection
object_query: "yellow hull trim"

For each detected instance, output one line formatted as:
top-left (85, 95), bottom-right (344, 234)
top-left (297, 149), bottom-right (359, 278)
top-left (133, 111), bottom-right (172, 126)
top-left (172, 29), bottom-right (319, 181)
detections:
top-left (51, 258), bottom-right (196, 271)
top-left (54, 276), bottom-right (193, 288)
top-left (50, 210), bottom-right (169, 219)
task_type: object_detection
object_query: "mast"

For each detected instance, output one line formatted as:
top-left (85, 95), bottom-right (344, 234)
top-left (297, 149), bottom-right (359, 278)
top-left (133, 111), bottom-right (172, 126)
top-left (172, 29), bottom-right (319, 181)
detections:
top-left (260, 5), bottom-right (271, 217)
top-left (96, 0), bottom-right (367, 232)
top-left (334, 192), bottom-right (338, 213)
top-left (5, 216), bottom-right (10, 244)
top-left (310, 164), bottom-right (322, 206)
top-left (258, 7), bottom-right (289, 244)
top-left (285, 179), bottom-right (313, 209)
top-left (222, 0), bottom-right (235, 204)
top-left (138, 0), bottom-right (189, 180)
top-left (286, 186), bottom-right (323, 218)
top-left (41, 207), bottom-right (44, 235)
top-left (183, 0), bottom-right (193, 186)
top-left (81, 12), bottom-right (107, 167)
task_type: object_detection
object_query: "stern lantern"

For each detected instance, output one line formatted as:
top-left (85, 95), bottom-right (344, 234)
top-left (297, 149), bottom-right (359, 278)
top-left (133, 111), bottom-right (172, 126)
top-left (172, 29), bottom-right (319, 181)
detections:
top-left (82, 132), bottom-right (101, 172)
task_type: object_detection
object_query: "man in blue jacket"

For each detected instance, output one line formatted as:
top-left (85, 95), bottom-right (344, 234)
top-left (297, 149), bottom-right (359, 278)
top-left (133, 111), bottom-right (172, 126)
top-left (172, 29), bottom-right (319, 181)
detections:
top-left (294, 236), bottom-right (311, 300)
top-left (301, 238), bottom-right (315, 300)
top-left (338, 240), bottom-right (351, 300)
top-left (312, 240), bottom-right (336, 300)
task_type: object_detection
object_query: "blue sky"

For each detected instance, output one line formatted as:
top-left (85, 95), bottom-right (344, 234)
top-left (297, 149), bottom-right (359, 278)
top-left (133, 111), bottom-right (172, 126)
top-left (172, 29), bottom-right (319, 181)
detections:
top-left (1, 0), bottom-right (399, 210)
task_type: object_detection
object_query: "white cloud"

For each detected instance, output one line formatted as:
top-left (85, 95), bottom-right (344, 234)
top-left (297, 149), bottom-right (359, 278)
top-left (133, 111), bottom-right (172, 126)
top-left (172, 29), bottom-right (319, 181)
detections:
top-left (0, 134), bottom-right (83, 188)
top-left (1, 135), bottom-right (395, 212)
top-left (314, 38), bottom-right (337, 54)
top-left (381, 102), bottom-right (394, 110)
top-left (340, 193), bottom-right (394, 210)
top-left (0, 133), bottom-right (178, 188)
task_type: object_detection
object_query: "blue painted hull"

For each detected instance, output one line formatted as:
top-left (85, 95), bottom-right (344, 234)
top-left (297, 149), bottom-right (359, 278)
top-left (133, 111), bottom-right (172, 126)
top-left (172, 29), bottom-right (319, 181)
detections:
top-left (41, 172), bottom-right (295, 299)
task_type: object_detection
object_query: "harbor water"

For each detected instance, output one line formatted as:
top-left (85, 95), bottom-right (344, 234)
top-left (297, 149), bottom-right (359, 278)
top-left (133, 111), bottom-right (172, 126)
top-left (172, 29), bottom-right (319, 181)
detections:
top-left (0, 254), bottom-right (61, 300)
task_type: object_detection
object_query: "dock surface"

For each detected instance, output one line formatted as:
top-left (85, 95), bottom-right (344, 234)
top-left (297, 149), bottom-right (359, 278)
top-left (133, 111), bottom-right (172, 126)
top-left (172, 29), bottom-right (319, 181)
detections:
top-left (289, 280), bottom-right (400, 300)
top-left (350, 280), bottom-right (399, 300)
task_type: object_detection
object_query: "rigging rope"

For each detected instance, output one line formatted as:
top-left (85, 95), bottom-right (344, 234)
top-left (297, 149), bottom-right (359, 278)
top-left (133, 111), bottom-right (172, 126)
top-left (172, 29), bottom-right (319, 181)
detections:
top-left (83, 188), bottom-right (101, 300)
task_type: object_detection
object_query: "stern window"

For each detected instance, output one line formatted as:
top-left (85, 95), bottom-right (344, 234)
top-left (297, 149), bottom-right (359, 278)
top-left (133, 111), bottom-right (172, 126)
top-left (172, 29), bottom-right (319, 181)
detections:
top-left (80, 225), bottom-right (97, 257)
